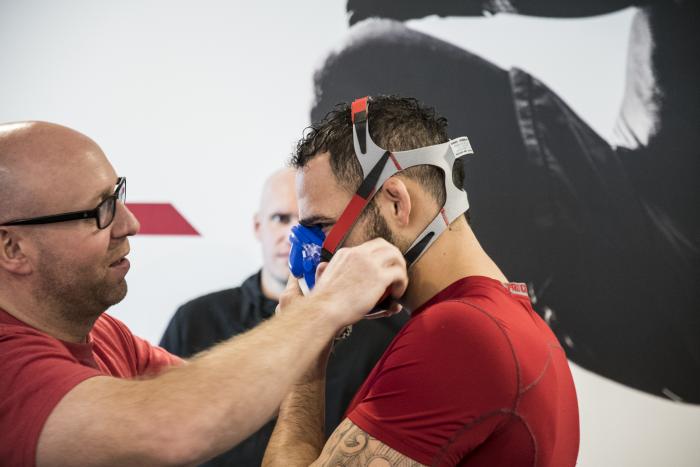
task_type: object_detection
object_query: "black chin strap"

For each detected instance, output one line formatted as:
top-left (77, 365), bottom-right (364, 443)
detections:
top-left (403, 232), bottom-right (435, 266)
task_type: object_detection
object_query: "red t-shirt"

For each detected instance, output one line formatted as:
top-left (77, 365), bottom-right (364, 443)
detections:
top-left (0, 308), bottom-right (182, 467)
top-left (346, 276), bottom-right (580, 466)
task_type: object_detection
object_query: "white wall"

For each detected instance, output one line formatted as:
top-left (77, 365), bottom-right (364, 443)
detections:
top-left (1, 1), bottom-right (698, 465)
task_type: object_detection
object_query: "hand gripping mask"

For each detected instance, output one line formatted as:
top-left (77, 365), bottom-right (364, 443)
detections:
top-left (289, 96), bottom-right (475, 317)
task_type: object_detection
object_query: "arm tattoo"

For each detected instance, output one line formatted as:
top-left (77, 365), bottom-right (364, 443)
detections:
top-left (314, 419), bottom-right (426, 467)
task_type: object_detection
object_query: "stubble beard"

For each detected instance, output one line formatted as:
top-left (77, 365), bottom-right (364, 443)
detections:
top-left (34, 251), bottom-right (127, 327)
top-left (362, 200), bottom-right (409, 252)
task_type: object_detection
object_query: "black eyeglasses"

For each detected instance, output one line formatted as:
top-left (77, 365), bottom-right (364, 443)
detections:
top-left (0, 177), bottom-right (127, 230)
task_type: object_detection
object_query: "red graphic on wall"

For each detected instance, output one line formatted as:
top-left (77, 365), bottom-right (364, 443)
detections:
top-left (126, 203), bottom-right (200, 236)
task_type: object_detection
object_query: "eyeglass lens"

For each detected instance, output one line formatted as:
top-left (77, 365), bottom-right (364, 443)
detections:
top-left (97, 179), bottom-right (126, 229)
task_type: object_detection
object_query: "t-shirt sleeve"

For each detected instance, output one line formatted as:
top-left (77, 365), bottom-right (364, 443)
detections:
top-left (0, 328), bottom-right (102, 466)
top-left (100, 314), bottom-right (184, 376)
top-left (346, 299), bottom-right (519, 465)
top-left (131, 333), bottom-right (184, 375)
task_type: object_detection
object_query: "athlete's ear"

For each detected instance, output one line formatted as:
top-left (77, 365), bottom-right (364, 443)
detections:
top-left (380, 177), bottom-right (411, 228)
top-left (0, 228), bottom-right (32, 275)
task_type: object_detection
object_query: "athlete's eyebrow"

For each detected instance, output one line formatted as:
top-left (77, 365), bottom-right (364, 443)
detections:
top-left (299, 215), bottom-right (335, 227)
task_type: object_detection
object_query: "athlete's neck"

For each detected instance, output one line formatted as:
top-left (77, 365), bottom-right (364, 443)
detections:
top-left (401, 216), bottom-right (508, 313)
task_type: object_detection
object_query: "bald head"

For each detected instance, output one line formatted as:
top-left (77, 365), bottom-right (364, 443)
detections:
top-left (0, 121), bottom-right (111, 222)
top-left (258, 167), bottom-right (296, 212)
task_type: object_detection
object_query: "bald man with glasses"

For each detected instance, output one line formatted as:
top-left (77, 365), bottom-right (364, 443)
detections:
top-left (0, 121), bottom-right (408, 467)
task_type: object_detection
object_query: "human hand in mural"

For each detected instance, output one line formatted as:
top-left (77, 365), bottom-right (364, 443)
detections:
top-left (346, 0), bottom-right (638, 25)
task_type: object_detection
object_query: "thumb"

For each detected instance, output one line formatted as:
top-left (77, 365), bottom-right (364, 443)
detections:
top-left (279, 275), bottom-right (303, 309)
top-left (285, 275), bottom-right (302, 295)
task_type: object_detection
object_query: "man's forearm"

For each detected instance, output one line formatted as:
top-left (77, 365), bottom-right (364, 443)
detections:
top-left (40, 297), bottom-right (340, 466)
top-left (262, 371), bottom-right (327, 467)
top-left (139, 302), bottom-right (336, 462)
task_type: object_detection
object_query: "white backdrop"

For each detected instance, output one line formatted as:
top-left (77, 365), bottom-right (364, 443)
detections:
top-left (1, 1), bottom-right (699, 465)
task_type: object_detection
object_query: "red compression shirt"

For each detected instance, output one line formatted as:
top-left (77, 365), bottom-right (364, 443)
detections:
top-left (346, 276), bottom-right (580, 466)
top-left (0, 308), bottom-right (182, 467)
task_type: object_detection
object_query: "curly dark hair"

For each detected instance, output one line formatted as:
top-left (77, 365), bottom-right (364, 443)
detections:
top-left (291, 95), bottom-right (450, 206)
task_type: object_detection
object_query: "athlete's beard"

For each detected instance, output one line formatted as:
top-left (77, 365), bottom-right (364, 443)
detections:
top-left (33, 247), bottom-right (128, 328)
top-left (362, 200), bottom-right (409, 252)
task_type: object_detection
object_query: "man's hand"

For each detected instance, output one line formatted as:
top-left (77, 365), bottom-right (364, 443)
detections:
top-left (276, 237), bottom-right (406, 360)
top-left (310, 238), bottom-right (408, 330)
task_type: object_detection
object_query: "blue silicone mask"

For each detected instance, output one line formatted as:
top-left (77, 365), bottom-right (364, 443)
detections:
top-left (288, 224), bottom-right (326, 293)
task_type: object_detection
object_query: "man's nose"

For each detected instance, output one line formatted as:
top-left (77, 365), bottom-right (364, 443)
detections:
top-left (112, 201), bottom-right (141, 237)
top-left (281, 231), bottom-right (292, 247)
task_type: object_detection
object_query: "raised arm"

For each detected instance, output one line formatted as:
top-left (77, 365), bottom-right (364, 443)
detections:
top-left (262, 350), bottom-right (425, 467)
top-left (36, 238), bottom-right (407, 467)
top-left (263, 363), bottom-right (425, 467)
top-left (263, 239), bottom-right (421, 467)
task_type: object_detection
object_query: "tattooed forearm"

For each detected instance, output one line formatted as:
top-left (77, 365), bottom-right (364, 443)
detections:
top-left (313, 419), bottom-right (426, 467)
top-left (323, 417), bottom-right (356, 455)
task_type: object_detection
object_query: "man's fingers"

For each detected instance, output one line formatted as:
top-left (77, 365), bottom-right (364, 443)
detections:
top-left (383, 262), bottom-right (408, 299)
top-left (365, 303), bottom-right (403, 320)
top-left (364, 238), bottom-right (407, 270)
top-left (309, 237), bottom-right (410, 328)
top-left (350, 238), bottom-right (408, 300)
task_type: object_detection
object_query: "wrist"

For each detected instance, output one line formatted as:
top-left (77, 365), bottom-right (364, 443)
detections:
top-left (305, 291), bottom-right (345, 337)
top-left (300, 340), bottom-right (332, 383)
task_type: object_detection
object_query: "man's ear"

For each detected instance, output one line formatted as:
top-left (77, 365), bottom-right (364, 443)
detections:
top-left (0, 228), bottom-right (31, 275)
top-left (253, 212), bottom-right (262, 241)
top-left (379, 177), bottom-right (411, 227)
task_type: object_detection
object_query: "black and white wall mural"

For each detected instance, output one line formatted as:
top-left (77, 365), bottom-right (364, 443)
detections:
top-left (310, 0), bottom-right (699, 405)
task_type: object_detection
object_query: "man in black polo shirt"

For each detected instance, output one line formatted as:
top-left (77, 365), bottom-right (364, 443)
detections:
top-left (160, 168), bottom-right (407, 466)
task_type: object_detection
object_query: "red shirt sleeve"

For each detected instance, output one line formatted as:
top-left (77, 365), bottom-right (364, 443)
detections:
top-left (0, 326), bottom-right (102, 467)
top-left (93, 314), bottom-right (184, 377)
top-left (130, 332), bottom-right (184, 375)
top-left (346, 299), bottom-right (519, 465)
top-left (0, 314), bottom-right (182, 466)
